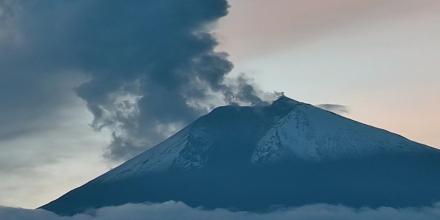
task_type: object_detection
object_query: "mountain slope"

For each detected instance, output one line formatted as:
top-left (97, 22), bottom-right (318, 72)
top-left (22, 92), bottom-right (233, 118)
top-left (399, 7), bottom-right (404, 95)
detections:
top-left (41, 96), bottom-right (440, 215)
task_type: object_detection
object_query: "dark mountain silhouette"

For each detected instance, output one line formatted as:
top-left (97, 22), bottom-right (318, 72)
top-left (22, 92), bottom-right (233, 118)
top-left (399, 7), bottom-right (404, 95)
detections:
top-left (41, 96), bottom-right (440, 216)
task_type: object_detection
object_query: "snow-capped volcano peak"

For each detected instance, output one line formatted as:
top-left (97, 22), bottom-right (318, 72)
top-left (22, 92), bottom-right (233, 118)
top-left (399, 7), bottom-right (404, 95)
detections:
top-left (101, 96), bottom-right (427, 181)
top-left (42, 96), bottom-right (440, 216)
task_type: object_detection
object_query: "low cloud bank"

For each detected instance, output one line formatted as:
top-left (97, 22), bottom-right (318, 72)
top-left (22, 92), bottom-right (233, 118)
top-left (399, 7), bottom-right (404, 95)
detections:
top-left (2, 202), bottom-right (440, 220)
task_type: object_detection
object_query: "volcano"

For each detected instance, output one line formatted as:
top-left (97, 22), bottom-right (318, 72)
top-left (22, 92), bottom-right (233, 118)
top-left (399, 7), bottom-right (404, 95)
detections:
top-left (42, 96), bottom-right (440, 215)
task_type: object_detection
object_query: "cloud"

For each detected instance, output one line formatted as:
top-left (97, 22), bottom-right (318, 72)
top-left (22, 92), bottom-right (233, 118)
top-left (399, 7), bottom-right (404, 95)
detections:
top-left (0, 0), bottom-right (266, 161)
top-left (2, 202), bottom-right (440, 220)
top-left (317, 104), bottom-right (350, 114)
top-left (0, 0), bottom-right (267, 207)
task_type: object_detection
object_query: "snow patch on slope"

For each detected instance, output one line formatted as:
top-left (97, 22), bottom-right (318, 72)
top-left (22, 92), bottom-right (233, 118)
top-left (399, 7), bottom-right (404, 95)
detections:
top-left (252, 104), bottom-right (421, 163)
top-left (173, 127), bottom-right (213, 170)
top-left (101, 128), bottom-right (189, 182)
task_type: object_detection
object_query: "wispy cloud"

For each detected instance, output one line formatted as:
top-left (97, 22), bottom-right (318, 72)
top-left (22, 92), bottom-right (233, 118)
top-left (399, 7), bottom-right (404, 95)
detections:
top-left (317, 104), bottom-right (350, 114)
top-left (2, 202), bottom-right (440, 220)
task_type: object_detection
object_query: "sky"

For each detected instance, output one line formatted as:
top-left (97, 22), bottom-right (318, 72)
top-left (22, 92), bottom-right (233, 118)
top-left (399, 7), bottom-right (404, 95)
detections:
top-left (217, 0), bottom-right (440, 148)
top-left (0, 0), bottom-right (439, 210)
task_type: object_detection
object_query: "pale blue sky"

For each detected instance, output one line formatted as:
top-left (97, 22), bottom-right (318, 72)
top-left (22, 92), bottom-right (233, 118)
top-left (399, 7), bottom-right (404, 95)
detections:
top-left (218, 0), bottom-right (440, 148)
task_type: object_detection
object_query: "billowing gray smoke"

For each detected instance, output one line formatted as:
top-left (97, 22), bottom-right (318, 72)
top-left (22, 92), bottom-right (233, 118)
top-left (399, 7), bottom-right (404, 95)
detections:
top-left (73, 0), bottom-right (257, 160)
top-left (1, 0), bottom-right (264, 160)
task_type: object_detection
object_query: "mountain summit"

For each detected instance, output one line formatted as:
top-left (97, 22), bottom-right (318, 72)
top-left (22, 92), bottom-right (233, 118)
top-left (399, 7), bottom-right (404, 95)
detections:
top-left (42, 96), bottom-right (440, 215)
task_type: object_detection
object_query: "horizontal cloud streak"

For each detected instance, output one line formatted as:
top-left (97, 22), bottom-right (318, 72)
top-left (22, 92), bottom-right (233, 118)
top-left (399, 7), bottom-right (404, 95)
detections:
top-left (2, 202), bottom-right (440, 220)
top-left (317, 104), bottom-right (350, 114)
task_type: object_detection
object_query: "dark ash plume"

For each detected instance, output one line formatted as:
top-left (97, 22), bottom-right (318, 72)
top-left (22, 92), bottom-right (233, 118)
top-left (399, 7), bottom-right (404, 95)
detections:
top-left (72, 0), bottom-right (266, 160)
top-left (1, 0), bottom-right (264, 160)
